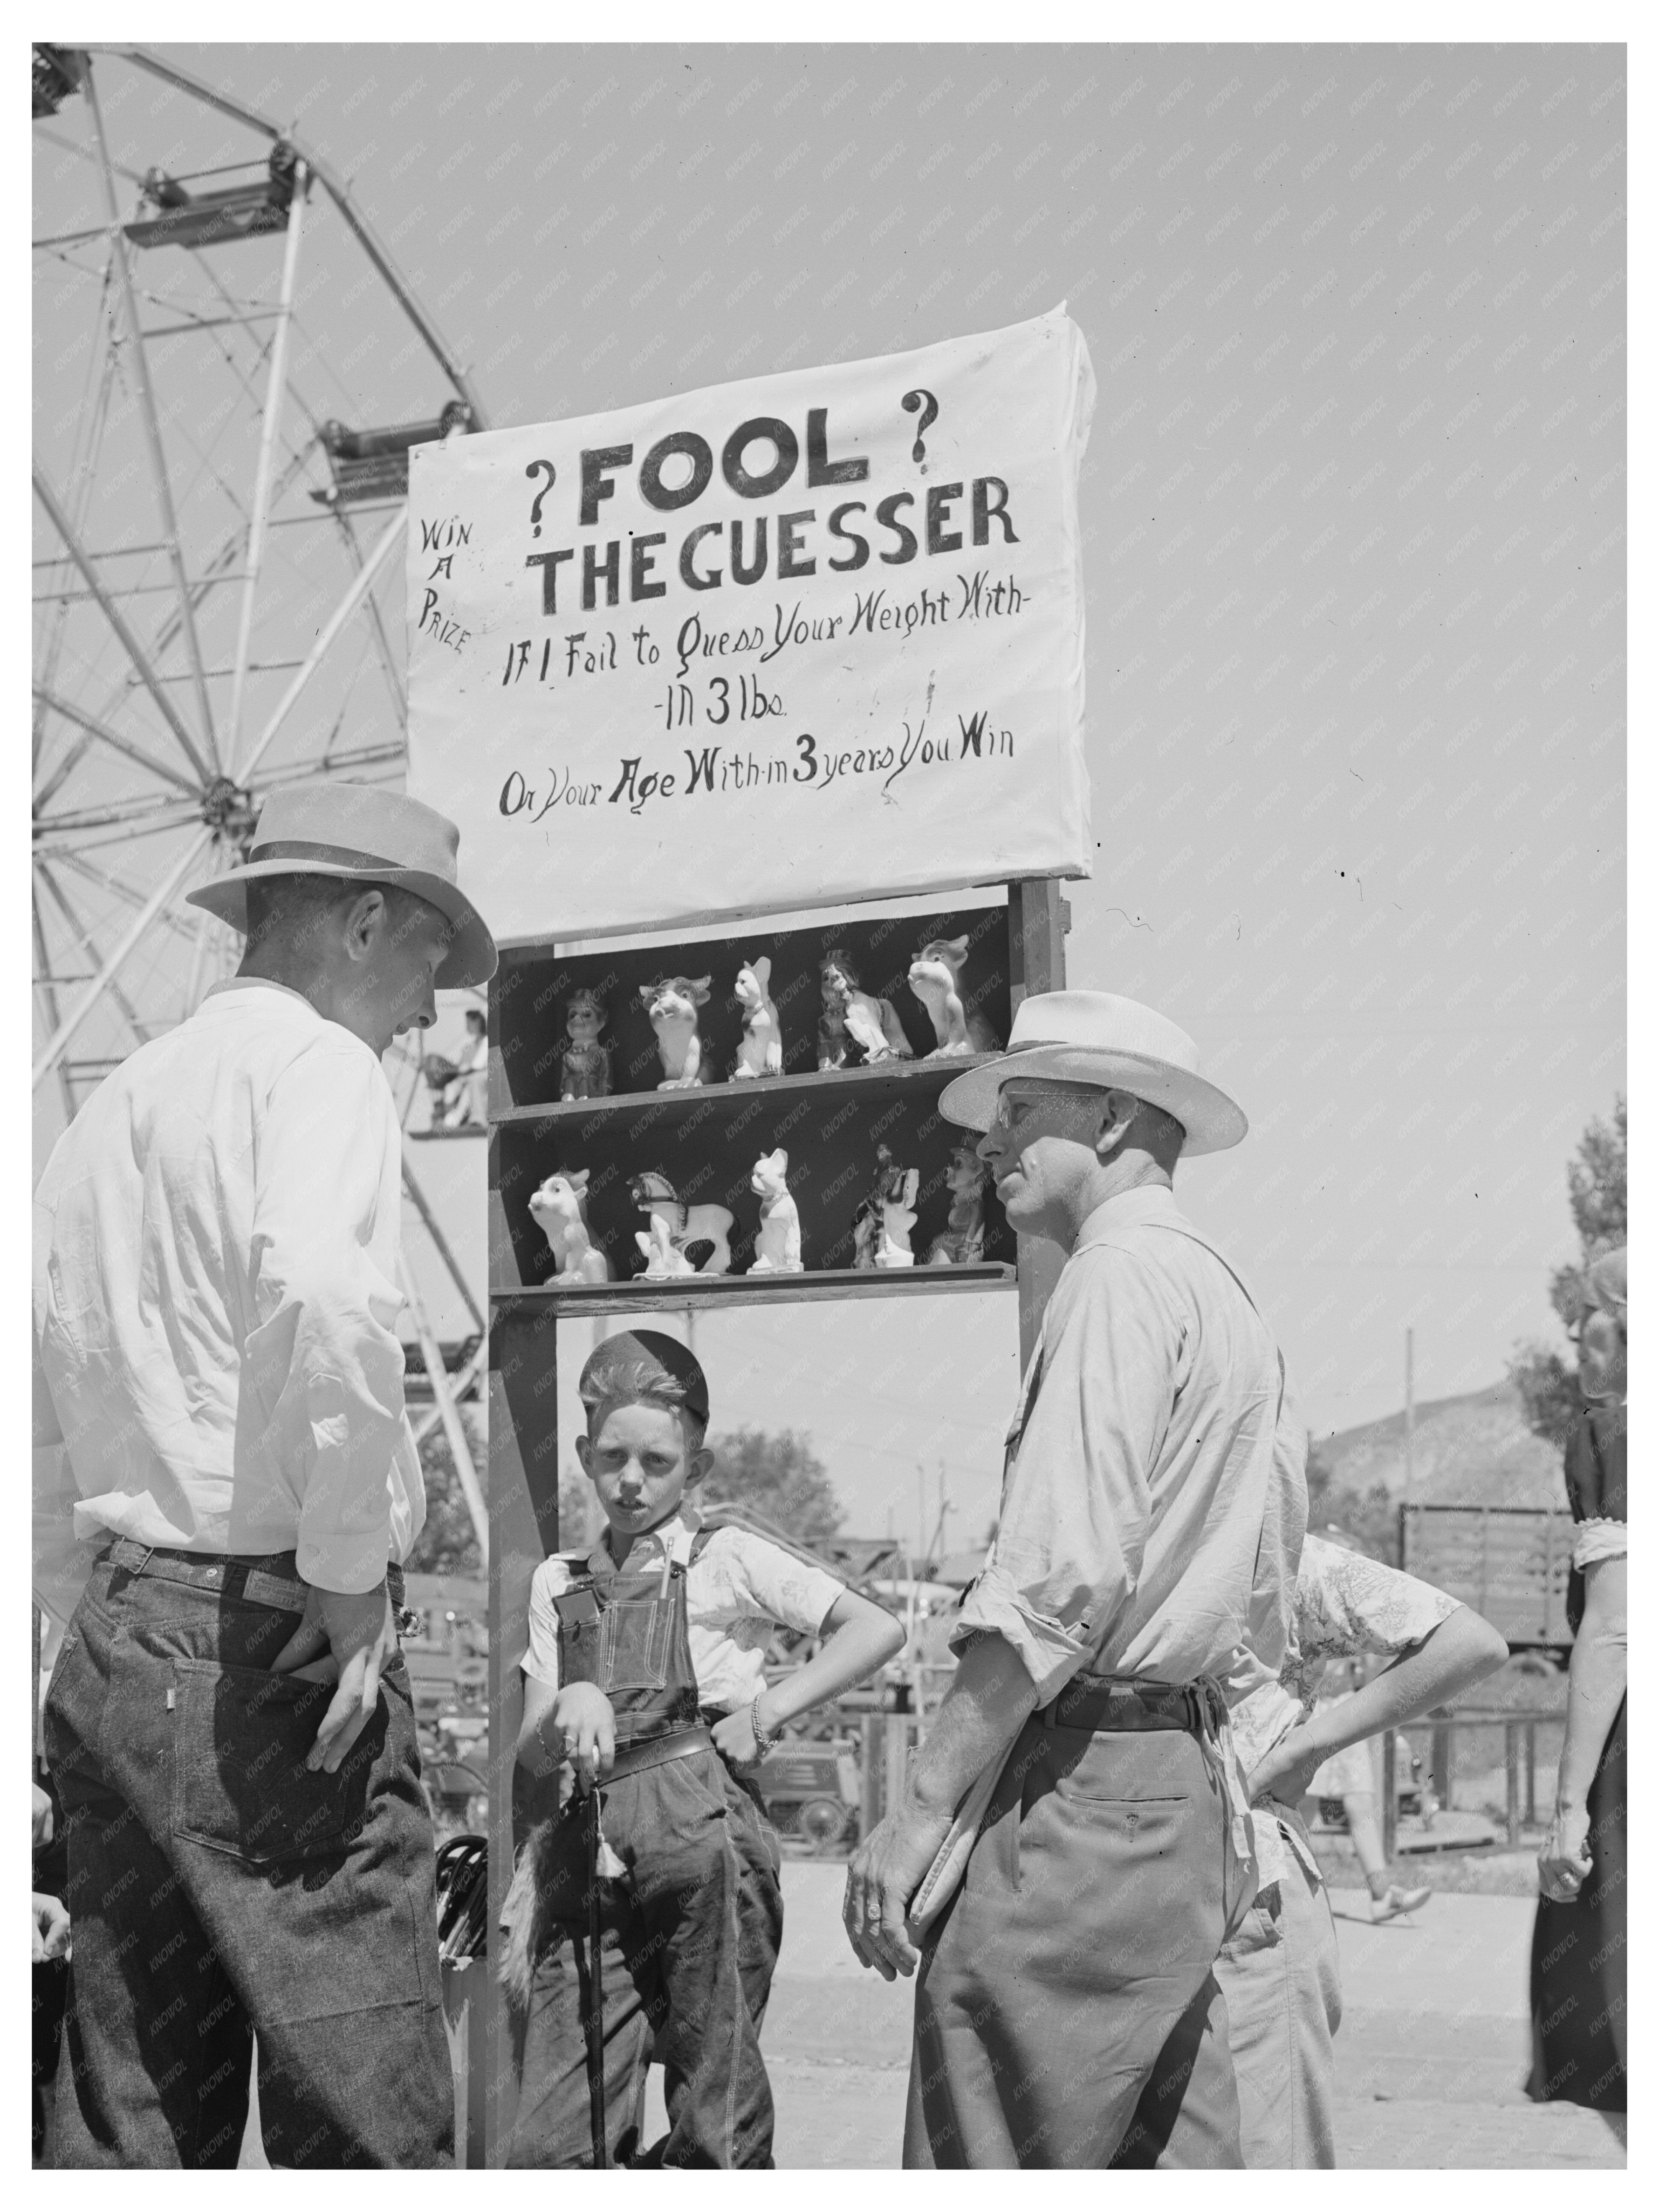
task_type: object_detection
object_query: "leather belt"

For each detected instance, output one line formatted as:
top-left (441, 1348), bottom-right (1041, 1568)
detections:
top-left (605, 1725), bottom-right (715, 1783)
top-left (1039, 1675), bottom-right (1214, 1737)
top-left (102, 1539), bottom-right (407, 1616)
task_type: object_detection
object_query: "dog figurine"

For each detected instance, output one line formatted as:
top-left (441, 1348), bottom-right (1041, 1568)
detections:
top-left (924, 1141), bottom-right (990, 1266)
top-left (731, 957), bottom-right (783, 1081)
top-left (629, 1169), bottom-right (733, 1275)
top-left (528, 1170), bottom-right (613, 1284)
top-left (908, 936), bottom-right (1001, 1058)
top-left (817, 949), bottom-right (913, 1069)
top-left (641, 975), bottom-right (714, 1089)
top-left (748, 1148), bottom-right (803, 1273)
top-left (559, 989), bottom-right (611, 1101)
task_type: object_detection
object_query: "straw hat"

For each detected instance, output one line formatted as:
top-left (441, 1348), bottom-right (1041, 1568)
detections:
top-left (187, 782), bottom-right (497, 989)
top-left (938, 989), bottom-right (1247, 1155)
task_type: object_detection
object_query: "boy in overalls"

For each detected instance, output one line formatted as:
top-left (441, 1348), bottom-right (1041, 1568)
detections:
top-left (502, 1330), bottom-right (904, 2168)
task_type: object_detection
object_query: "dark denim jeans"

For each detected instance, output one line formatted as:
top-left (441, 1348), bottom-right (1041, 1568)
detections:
top-left (44, 1542), bottom-right (453, 2169)
top-left (506, 1746), bottom-right (783, 2169)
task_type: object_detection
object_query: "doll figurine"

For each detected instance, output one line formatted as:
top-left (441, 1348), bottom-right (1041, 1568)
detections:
top-left (629, 1169), bottom-right (734, 1275)
top-left (528, 1170), bottom-right (613, 1283)
top-left (559, 989), bottom-right (611, 1100)
top-left (817, 949), bottom-right (913, 1069)
top-left (748, 1148), bottom-right (803, 1273)
top-left (875, 1162), bottom-right (920, 1268)
top-left (640, 975), bottom-right (715, 1088)
top-left (908, 936), bottom-right (1001, 1058)
top-left (730, 957), bottom-right (784, 1080)
top-left (923, 1140), bottom-right (990, 1266)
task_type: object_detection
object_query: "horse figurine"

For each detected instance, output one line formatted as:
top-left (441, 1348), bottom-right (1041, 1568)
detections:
top-left (628, 1169), bottom-right (734, 1276)
top-left (748, 1148), bottom-right (803, 1273)
top-left (730, 956), bottom-right (783, 1081)
top-left (924, 1140), bottom-right (990, 1266)
top-left (559, 989), bottom-right (611, 1100)
top-left (528, 1170), bottom-right (613, 1284)
top-left (640, 975), bottom-right (714, 1089)
top-left (817, 948), bottom-right (913, 1069)
top-left (908, 935), bottom-right (1001, 1058)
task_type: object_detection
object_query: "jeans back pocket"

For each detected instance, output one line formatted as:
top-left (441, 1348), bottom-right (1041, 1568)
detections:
top-left (171, 1657), bottom-right (380, 1866)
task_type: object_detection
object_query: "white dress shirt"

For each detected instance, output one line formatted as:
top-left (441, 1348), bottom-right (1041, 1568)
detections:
top-left (951, 1184), bottom-right (1302, 1705)
top-left (33, 978), bottom-right (423, 1618)
top-left (522, 1502), bottom-right (846, 1712)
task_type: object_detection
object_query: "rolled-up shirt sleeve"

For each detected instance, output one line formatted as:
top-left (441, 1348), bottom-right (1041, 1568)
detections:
top-left (951, 1248), bottom-right (1181, 1704)
top-left (244, 1040), bottom-right (409, 1594)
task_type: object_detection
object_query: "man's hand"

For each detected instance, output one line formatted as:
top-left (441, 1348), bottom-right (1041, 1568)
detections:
top-left (549, 1683), bottom-right (617, 1792)
top-left (1246, 1723), bottom-right (1330, 1809)
top-left (271, 1580), bottom-right (397, 1774)
top-left (32, 1784), bottom-right (54, 1851)
top-left (32, 1892), bottom-right (71, 1965)
top-left (1538, 1802), bottom-right (1593, 1903)
top-left (842, 1797), bottom-right (954, 1982)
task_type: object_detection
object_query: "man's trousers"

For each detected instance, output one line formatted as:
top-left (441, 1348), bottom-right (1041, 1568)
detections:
top-left (1213, 1823), bottom-right (1342, 2168)
top-left (44, 1542), bottom-right (453, 2169)
top-left (905, 1711), bottom-right (1251, 2168)
top-left (506, 1747), bottom-right (784, 2169)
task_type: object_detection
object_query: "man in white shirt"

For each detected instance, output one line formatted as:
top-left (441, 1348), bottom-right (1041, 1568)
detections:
top-left (32, 783), bottom-right (496, 2169)
top-left (843, 991), bottom-right (1305, 2169)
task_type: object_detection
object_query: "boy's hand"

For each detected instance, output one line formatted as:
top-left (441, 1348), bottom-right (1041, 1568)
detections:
top-left (33, 1891), bottom-right (71, 1964)
top-left (712, 1703), bottom-right (763, 1768)
top-left (551, 1683), bottom-right (616, 1790)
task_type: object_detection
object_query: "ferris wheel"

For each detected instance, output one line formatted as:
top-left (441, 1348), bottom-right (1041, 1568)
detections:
top-left (32, 44), bottom-right (488, 1546)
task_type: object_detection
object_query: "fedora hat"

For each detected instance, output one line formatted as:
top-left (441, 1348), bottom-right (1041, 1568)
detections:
top-left (938, 990), bottom-right (1247, 1155)
top-left (187, 783), bottom-right (497, 989)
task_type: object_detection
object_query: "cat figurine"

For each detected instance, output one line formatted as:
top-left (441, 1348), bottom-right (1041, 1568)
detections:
top-left (731, 957), bottom-right (783, 1080)
top-left (559, 989), bottom-right (611, 1100)
top-left (817, 949), bottom-right (913, 1069)
top-left (528, 1170), bottom-right (613, 1283)
top-left (640, 975), bottom-right (714, 1088)
top-left (748, 1147), bottom-right (803, 1273)
top-left (908, 936), bottom-right (1001, 1058)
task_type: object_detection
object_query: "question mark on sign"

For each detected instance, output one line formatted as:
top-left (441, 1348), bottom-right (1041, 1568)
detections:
top-left (525, 459), bottom-right (557, 538)
top-left (901, 389), bottom-right (939, 473)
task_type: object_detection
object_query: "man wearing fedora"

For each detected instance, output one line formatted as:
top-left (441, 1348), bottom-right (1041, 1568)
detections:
top-left (33, 784), bottom-right (496, 2168)
top-left (843, 990), bottom-right (1306, 2169)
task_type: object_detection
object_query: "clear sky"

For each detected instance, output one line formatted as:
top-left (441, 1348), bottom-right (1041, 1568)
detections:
top-left (32, 43), bottom-right (1626, 1550)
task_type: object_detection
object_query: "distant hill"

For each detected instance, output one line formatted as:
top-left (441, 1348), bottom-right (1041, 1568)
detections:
top-left (1315, 1380), bottom-right (1568, 1511)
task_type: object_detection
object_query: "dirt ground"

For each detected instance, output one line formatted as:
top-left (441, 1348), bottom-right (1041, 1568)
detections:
top-left (750, 1866), bottom-right (1626, 2171)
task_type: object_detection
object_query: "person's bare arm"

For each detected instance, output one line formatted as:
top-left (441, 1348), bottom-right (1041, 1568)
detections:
top-left (515, 1672), bottom-right (616, 1789)
top-left (1248, 1604), bottom-right (1509, 1807)
top-left (1539, 1554), bottom-right (1626, 1900)
top-left (841, 1628), bottom-right (1040, 1981)
top-left (711, 1589), bottom-right (905, 1764)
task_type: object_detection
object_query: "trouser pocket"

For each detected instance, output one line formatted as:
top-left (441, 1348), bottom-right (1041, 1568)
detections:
top-left (170, 1657), bottom-right (382, 1864)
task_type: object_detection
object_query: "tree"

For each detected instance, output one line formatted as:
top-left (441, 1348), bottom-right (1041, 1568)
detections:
top-left (407, 1410), bottom-right (485, 1575)
top-left (1304, 1439), bottom-right (1397, 1564)
top-left (1509, 1095), bottom-right (1626, 1448)
top-left (701, 1427), bottom-right (845, 1552)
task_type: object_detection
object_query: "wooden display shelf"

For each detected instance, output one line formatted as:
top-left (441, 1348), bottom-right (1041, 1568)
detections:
top-left (490, 1262), bottom-right (1015, 1315)
top-left (489, 1050), bottom-right (1000, 1127)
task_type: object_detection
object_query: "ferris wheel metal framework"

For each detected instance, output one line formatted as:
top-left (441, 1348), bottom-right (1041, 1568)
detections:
top-left (32, 44), bottom-right (488, 1558)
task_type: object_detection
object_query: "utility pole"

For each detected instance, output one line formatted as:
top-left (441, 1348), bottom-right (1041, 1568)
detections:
top-left (1401, 1325), bottom-right (1415, 1569)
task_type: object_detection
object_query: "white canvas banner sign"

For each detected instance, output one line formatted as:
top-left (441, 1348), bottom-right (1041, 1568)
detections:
top-left (406, 308), bottom-right (1095, 942)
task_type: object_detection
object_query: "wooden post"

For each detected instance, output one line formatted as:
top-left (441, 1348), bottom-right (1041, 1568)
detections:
top-left (862, 1714), bottom-right (885, 1836)
top-left (1525, 1721), bottom-right (1537, 1828)
top-left (1380, 1730), bottom-right (1398, 1862)
top-left (1505, 1722), bottom-right (1522, 1848)
top-left (1431, 1712), bottom-right (1451, 1810)
top-left (1009, 879), bottom-right (1069, 1370)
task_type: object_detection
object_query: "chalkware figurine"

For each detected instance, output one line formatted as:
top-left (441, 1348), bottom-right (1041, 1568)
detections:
top-left (908, 935), bottom-right (1002, 1058)
top-left (924, 1140), bottom-right (990, 1267)
top-left (641, 975), bottom-right (715, 1088)
top-left (630, 1168), bottom-right (734, 1275)
top-left (748, 1148), bottom-right (803, 1274)
top-left (854, 1144), bottom-right (919, 1270)
top-left (817, 949), bottom-right (914, 1070)
top-left (731, 957), bottom-right (783, 1081)
top-left (559, 989), bottom-right (611, 1100)
top-left (529, 1170), bottom-right (613, 1283)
